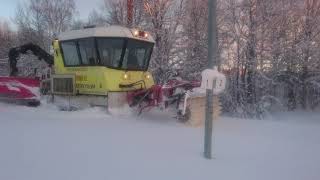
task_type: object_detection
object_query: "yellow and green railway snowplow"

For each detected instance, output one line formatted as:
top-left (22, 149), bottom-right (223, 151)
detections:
top-left (53, 26), bottom-right (155, 95)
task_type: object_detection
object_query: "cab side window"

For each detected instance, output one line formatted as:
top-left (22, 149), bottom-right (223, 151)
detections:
top-left (61, 41), bottom-right (81, 66)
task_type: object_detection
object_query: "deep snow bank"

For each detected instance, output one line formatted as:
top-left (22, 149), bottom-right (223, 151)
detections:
top-left (0, 103), bottom-right (320, 180)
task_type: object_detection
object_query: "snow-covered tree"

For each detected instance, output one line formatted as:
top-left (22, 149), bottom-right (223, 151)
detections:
top-left (15, 0), bottom-right (76, 50)
top-left (0, 21), bottom-right (15, 76)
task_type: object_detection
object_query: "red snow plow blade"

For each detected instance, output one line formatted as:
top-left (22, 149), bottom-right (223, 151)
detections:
top-left (0, 77), bottom-right (40, 106)
top-left (127, 79), bottom-right (201, 114)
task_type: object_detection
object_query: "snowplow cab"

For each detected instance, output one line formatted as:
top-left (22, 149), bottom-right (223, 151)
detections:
top-left (52, 26), bottom-right (155, 96)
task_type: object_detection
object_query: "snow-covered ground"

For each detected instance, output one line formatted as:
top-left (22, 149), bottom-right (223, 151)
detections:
top-left (0, 103), bottom-right (320, 180)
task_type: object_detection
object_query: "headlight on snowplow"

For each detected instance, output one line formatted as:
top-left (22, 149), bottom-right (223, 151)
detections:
top-left (133, 30), bottom-right (139, 36)
top-left (123, 73), bottom-right (129, 80)
top-left (131, 29), bottom-right (149, 39)
top-left (144, 73), bottom-right (152, 80)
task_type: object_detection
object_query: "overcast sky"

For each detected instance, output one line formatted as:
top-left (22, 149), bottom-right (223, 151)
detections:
top-left (0, 0), bottom-right (102, 25)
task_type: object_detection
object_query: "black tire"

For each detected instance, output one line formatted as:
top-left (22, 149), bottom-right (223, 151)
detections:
top-left (27, 100), bottom-right (41, 107)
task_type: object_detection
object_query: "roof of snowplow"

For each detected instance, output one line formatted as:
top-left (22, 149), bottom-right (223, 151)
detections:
top-left (58, 26), bottom-right (155, 43)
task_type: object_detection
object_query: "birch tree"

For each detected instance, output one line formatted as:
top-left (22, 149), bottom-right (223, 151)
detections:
top-left (15, 0), bottom-right (76, 50)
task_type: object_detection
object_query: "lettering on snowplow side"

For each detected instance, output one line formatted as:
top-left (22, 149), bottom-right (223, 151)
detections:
top-left (76, 75), bottom-right (88, 82)
top-left (76, 84), bottom-right (95, 89)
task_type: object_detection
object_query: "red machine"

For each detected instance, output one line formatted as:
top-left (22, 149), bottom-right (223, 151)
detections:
top-left (0, 77), bottom-right (40, 106)
top-left (0, 43), bottom-right (53, 106)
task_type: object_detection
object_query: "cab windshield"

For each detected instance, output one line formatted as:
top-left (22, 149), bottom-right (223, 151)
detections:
top-left (60, 38), bottom-right (154, 71)
top-left (96, 38), bottom-right (153, 70)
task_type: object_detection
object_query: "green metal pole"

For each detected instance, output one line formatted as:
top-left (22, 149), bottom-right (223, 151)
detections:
top-left (204, 0), bottom-right (218, 159)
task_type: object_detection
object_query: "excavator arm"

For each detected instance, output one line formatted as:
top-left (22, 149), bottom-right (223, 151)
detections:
top-left (0, 43), bottom-right (54, 106)
top-left (8, 43), bottom-right (54, 76)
